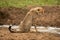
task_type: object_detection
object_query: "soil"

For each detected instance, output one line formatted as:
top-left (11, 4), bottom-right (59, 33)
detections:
top-left (0, 6), bottom-right (60, 27)
top-left (0, 6), bottom-right (60, 40)
top-left (0, 27), bottom-right (60, 40)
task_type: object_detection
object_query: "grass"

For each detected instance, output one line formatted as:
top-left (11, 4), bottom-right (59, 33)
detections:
top-left (0, 0), bottom-right (59, 7)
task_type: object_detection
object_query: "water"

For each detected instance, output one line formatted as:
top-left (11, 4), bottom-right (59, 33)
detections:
top-left (0, 25), bottom-right (60, 34)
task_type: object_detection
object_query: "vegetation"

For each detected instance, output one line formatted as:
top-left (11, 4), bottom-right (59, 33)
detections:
top-left (0, 0), bottom-right (60, 7)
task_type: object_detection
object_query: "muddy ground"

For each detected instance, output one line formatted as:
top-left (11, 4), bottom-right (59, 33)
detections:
top-left (0, 6), bottom-right (60, 27)
top-left (0, 27), bottom-right (60, 40)
top-left (0, 6), bottom-right (60, 40)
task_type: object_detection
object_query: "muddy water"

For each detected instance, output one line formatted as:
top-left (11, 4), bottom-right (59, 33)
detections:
top-left (0, 25), bottom-right (60, 34)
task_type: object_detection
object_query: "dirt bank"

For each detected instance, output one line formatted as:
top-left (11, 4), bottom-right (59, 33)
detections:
top-left (0, 27), bottom-right (60, 40)
top-left (0, 6), bottom-right (60, 27)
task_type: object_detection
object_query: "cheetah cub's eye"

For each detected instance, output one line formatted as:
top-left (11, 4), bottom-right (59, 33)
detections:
top-left (37, 9), bottom-right (40, 11)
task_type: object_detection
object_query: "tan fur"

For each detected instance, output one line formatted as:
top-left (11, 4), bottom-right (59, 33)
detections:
top-left (9, 7), bottom-right (44, 33)
top-left (19, 7), bottom-right (44, 32)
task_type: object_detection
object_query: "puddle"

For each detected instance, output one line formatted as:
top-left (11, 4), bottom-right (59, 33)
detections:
top-left (0, 25), bottom-right (60, 34)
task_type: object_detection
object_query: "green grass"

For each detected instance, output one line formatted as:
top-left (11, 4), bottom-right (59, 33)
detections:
top-left (0, 0), bottom-right (59, 7)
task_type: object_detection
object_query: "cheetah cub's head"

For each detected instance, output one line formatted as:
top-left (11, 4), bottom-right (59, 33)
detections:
top-left (30, 7), bottom-right (44, 15)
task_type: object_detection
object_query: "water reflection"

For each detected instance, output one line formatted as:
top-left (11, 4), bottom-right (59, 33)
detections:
top-left (0, 25), bottom-right (60, 34)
